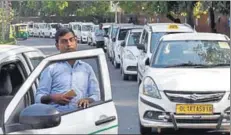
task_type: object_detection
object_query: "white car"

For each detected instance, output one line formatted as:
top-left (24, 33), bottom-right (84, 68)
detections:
top-left (32, 23), bottom-right (47, 38)
top-left (80, 22), bottom-right (94, 43)
top-left (107, 23), bottom-right (133, 61)
top-left (87, 25), bottom-right (99, 46)
top-left (137, 23), bottom-right (195, 84)
top-left (120, 28), bottom-right (142, 80)
top-left (43, 23), bottom-right (57, 38)
top-left (69, 22), bottom-right (82, 41)
top-left (111, 24), bottom-right (141, 68)
top-left (0, 48), bottom-right (118, 134)
top-left (138, 33), bottom-right (230, 134)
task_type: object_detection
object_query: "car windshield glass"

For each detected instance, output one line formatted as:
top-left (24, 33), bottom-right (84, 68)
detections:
top-left (82, 25), bottom-right (92, 31)
top-left (51, 24), bottom-right (57, 28)
top-left (103, 28), bottom-right (109, 35)
top-left (150, 32), bottom-right (166, 53)
top-left (112, 27), bottom-right (118, 37)
top-left (73, 24), bottom-right (78, 30)
top-left (127, 32), bottom-right (141, 46)
top-left (152, 40), bottom-right (230, 68)
top-left (118, 29), bottom-right (129, 40)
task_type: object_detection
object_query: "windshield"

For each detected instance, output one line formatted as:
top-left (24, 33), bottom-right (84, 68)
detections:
top-left (19, 25), bottom-right (27, 30)
top-left (150, 32), bottom-right (166, 53)
top-left (51, 24), bottom-right (57, 28)
top-left (127, 32), bottom-right (141, 46)
top-left (118, 29), bottom-right (129, 40)
top-left (103, 28), bottom-right (109, 35)
top-left (82, 25), bottom-right (92, 31)
top-left (72, 24), bottom-right (79, 30)
top-left (152, 40), bottom-right (230, 68)
top-left (112, 27), bottom-right (118, 37)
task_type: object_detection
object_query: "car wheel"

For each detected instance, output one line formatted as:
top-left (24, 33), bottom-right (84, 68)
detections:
top-left (139, 122), bottom-right (152, 135)
top-left (122, 69), bottom-right (129, 80)
top-left (113, 58), bottom-right (119, 68)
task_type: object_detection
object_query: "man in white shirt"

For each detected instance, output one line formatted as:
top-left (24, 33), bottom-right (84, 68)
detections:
top-left (95, 23), bottom-right (106, 52)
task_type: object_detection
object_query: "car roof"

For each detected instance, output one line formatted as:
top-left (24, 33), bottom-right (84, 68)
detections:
top-left (161, 32), bottom-right (230, 41)
top-left (0, 45), bottom-right (40, 60)
top-left (130, 28), bottom-right (143, 32)
top-left (147, 23), bottom-right (194, 33)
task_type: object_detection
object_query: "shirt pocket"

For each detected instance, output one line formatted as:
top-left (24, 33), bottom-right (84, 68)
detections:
top-left (72, 71), bottom-right (88, 92)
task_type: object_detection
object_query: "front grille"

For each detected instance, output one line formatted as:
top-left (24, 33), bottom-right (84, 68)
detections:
top-left (164, 91), bottom-right (225, 103)
top-left (127, 66), bottom-right (137, 71)
top-left (168, 119), bottom-right (219, 124)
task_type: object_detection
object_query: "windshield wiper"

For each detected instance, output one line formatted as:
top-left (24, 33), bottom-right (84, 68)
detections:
top-left (166, 63), bottom-right (230, 68)
top-left (204, 63), bottom-right (230, 67)
top-left (166, 63), bottom-right (208, 68)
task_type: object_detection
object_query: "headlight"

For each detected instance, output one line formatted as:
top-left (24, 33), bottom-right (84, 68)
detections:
top-left (125, 50), bottom-right (136, 60)
top-left (143, 77), bottom-right (161, 99)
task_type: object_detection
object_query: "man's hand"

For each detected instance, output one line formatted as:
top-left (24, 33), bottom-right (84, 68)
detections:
top-left (51, 94), bottom-right (73, 105)
top-left (77, 98), bottom-right (94, 108)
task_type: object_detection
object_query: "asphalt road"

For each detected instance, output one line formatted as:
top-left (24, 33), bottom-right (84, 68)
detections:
top-left (17, 37), bottom-right (229, 135)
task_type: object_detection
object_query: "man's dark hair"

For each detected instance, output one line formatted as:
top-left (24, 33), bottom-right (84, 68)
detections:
top-left (55, 28), bottom-right (76, 44)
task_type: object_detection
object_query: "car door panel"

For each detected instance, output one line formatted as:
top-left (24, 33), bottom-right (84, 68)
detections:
top-left (3, 50), bottom-right (118, 134)
top-left (8, 101), bottom-right (118, 134)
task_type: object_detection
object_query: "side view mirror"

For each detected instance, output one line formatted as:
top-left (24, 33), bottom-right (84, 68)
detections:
top-left (137, 43), bottom-right (145, 50)
top-left (112, 38), bottom-right (116, 42)
top-left (121, 41), bottom-right (125, 47)
top-left (19, 104), bottom-right (61, 129)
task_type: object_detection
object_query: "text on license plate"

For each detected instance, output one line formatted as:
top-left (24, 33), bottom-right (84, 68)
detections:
top-left (176, 104), bottom-right (213, 114)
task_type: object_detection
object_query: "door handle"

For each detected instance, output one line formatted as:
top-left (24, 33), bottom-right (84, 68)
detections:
top-left (95, 116), bottom-right (116, 126)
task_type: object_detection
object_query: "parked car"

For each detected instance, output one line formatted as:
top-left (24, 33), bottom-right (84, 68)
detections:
top-left (138, 33), bottom-right (230, 134)
top-left (120, 28), bottom-right (142, 80)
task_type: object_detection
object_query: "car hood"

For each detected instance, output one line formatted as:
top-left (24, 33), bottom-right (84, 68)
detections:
top-left (126, 46), bottom-right (140, 57)
top-left (145, 68), bottom-right (230, 92)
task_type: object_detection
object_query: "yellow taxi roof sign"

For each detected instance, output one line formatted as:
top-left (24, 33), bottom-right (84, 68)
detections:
top-left (168, 24), bottom-right (179, 29)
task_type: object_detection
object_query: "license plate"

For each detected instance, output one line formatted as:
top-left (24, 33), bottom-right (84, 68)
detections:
top-left (176, 104), bottom-right (213, 115)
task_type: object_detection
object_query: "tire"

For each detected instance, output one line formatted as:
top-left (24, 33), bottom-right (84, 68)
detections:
top-left (113, 57), bottom-right (119, 68)
top-left (122, 69), bottom-right (129, 80)
top-left (139, 122), bottom-right (152, 135)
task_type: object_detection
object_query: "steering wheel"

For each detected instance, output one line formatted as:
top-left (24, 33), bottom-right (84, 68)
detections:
top-left (166, 59), bottom-right (184, 65)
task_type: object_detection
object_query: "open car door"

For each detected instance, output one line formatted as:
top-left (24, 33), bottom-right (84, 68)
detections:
top-left (2, 49), bottom-right (118, 134)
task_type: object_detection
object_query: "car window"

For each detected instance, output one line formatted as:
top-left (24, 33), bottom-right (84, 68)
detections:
top-left (150, 32), bottom-right (166, 53)
top-left (0, 61), bottom-right (28, 126)
top-left (29, 57), bottom-right (44, 68)
top-left (127, 32), bottom-right (141, 46)
top-left (118, 29), bottom-right (129, 40)
top-left (82, 25), bottom-right (92, 31)
top-left (152, 40), bottom-right (230, 67)
top-left (140, 30), bottom-right (146, 44)
top-left (103, 28), bottom-right (109, 35)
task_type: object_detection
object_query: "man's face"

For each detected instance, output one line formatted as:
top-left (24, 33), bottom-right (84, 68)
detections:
top-left (56, 32), bottom-right (77, 53)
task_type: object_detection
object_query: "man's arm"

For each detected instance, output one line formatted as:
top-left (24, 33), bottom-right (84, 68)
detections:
top-left (87, 66), bottom-right (101, 102)
top-left (35, 67), bottom-right (52, 104)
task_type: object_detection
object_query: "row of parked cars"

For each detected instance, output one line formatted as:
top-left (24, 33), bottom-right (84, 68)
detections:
top-left (103, 22), bottom-right (230, 134)
top-left (25, 22), bottom-right (113, 45)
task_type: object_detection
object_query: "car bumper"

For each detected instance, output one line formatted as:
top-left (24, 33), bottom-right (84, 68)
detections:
top-left (122, 59), bottom-right (138, 75)
top-left (139, 92), bottom-right (230, 130)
